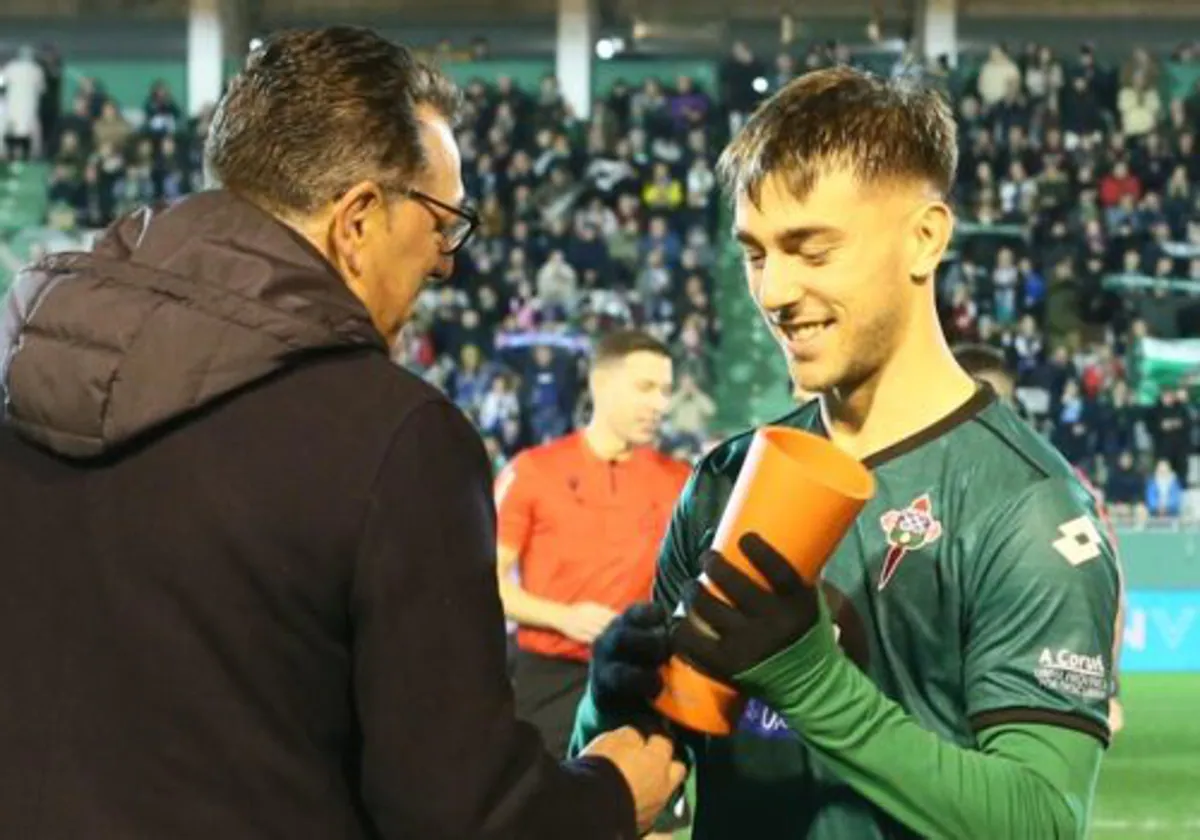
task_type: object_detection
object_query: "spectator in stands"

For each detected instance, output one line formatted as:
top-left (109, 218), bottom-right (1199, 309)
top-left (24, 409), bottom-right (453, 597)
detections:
top-left (1044, 259), bottom-right (1085, 343)
top-left (523, 344), bottom-right (577, 443)
top-left (1101, 159), bottom-right (1142, 207)
top-left (143, 80), bottom-right (182, 138)
top-left (1092, 381), bottom-right (1138, 474)
top-left (75, 76), bottom-right (107, 118)
top-left (1024, 45), bottom-right (1064, 103)
top-left (1118, 70), bottom-right (1162, 137)
top-left (1148, 387), bottom-right (1195, 487)
top-left (92, 101), bottom-right (131, 152)
top-left (479, 371), bottom-right (522, 441)
top-left (643, 161), bottom-right (683, 211)
top-left (1011, 313), bottom-right (1043, 379)
top-left (536, 248), bottom-right (578, 312)
top-left (1105, 450), bottom-right (1146, 516)
top-left (977, 44), bottom-right (1021, 108)
top-left (666, 370), bottom-right (716, 445)
top-left (1146, 459), bottom-right (1184, 518)
top-left (1053, 378), bottom-right (1093, 467)
top-left (1061, 75), bottom-right (1106, 141)
top-left (448, 343), bottom-right (494, 421)
top-left (57, 95), bottom-right (93, 151)
top-left (35, 44), bottom-right (62, 158)
top-left (721, 40), bottom-right (766, 131)
top-left (2, 45), bottom-right (45, 160)
top-left (991, 246), bottom-right (1019, 323)
top-left (947, 280), bottom-right (978, 340)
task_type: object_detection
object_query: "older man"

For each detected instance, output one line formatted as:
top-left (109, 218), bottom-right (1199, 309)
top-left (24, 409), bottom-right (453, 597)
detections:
top-left (0, 27), bottom-right (680, 840)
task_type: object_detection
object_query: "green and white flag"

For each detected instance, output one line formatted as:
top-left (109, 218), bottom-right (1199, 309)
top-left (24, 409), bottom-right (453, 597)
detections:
top-left (1134, 337), bottom-right (1200, 404)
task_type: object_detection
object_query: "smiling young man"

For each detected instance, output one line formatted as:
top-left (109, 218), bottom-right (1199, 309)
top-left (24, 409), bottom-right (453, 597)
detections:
top-left (571, 67), bottom-right (1120, 838)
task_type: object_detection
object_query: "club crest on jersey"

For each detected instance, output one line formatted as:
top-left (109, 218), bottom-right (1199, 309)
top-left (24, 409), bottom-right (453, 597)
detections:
top-left (877, 494), bottom-right (943, 591)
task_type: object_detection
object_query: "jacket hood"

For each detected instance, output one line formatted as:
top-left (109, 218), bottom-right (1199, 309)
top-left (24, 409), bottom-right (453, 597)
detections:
top-left (0, 190), bottom-right (386, 460)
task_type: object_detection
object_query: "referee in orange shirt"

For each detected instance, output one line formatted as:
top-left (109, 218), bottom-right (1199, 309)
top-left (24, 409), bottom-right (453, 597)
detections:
top-left (495, 330), bottom-right (690, 760)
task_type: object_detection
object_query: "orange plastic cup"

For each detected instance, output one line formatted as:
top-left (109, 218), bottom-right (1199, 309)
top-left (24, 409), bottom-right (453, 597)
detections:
top-left (652, 426), bottom-right (875, 736)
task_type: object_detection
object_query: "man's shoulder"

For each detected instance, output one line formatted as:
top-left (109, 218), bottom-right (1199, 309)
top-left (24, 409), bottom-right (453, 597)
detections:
top-left (916, 400), bottom-right (1099, 540)
top-left (504, 432), bottom-right (581, 476)
top-left (261, 350), bottom-right (467, 442)
top-left (958, 399), bottom-right (1080, 487)
top-left (640, 448), bottom-right (691, 485)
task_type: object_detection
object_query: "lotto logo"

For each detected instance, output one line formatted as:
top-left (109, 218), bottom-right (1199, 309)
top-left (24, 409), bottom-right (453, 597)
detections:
top-left (1052, 516), bottom-right (1103, 566)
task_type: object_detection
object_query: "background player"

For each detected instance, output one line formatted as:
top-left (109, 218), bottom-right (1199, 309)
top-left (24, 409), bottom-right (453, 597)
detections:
top-left (573, 67), bottom-right (1121, 838)
top-left (954, 341), bottom-right (1127, 736)
top-left (495, 329), bottom-right (690, 764)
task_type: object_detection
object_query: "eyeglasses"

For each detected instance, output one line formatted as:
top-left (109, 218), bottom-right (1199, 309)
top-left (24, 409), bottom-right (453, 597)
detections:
top-left (404, 187), bottom-right (479, 255)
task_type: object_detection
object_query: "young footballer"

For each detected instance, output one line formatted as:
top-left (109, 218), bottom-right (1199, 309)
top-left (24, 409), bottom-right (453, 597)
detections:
top-left (572, 67), bottom-right (1120, 839)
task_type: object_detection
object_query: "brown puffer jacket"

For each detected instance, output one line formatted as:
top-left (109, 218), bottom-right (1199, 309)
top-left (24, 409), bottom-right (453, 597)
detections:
top-left (1, 190), bottom-right (384, 459)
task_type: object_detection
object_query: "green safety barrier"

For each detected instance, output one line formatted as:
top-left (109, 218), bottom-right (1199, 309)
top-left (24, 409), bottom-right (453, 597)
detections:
top-left (436, 59), bottom-right (553, 92)
top-left (1104, 273), bottom-right (1200, 297)
top-left (57, 57), bottom-right (1200, 115)
top-left (437, 57), bottom-right (718, 98)
top-left (1118, 530), bottom-right (1200, 590)
top-left (64, 58), bottom-right (244, 114)
top-left (65, 57), bottom-right (719, 114)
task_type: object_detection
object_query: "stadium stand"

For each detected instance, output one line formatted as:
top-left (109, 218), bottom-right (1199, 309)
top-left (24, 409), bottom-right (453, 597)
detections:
top-left (1, 36), bottom-right (1197, 522)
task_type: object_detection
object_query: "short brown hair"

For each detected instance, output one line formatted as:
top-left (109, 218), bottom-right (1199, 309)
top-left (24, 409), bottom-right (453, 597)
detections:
top-left (953, 343), bottom-right (1010, 380)
top-left (717, 66), bottom-right (957, 205)
top-left (205, 26), bottom-right (463, 215)
top-left (592, 329), bottom-right (672, 367)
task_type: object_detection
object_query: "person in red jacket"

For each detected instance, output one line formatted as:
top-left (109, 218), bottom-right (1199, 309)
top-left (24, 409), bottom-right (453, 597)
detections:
top-left (1099, 159), bottom-right (1142, 207)
top-left (496, 329), bottom-right (690, 760)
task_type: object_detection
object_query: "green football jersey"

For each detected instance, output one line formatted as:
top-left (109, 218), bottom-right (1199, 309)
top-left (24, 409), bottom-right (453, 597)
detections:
top-left (657, 388), bottom-right (1120, 839)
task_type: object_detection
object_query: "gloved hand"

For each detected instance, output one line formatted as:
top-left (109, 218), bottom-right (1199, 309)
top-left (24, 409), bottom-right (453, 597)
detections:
top-left (590, 602), bottom-right (672, 721)
top-left (672, 532), bottom-right (821, 685)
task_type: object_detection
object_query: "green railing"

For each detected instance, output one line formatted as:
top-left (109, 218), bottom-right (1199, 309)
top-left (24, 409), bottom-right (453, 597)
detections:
top-left (1119, 529), bottom-right (1200, 590)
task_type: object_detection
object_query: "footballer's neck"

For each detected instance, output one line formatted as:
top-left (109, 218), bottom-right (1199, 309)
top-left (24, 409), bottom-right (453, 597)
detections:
top-left (821, 327), bottom-right (977, 463)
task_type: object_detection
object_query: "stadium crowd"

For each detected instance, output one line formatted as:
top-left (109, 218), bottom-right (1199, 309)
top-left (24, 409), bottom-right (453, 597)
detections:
top-left (5, 35), bottom-right (1199, 519)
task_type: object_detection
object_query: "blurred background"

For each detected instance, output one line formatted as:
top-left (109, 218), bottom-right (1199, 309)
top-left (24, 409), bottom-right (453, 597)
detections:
top-left (1, 0), bottom-right (1198, 835)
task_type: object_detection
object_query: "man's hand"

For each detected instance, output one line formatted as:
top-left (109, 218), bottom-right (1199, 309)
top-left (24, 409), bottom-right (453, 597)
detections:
top-left (673, 532), bottom-right (820, 684)
top-left (557, 602), bottom-right (620, 644)
top-left (591, 603), bottom-right (672, 719)
top-left (580, 727), bottom-right (686, 835)
top-left (1109, 697), bottom-right (1125, 736)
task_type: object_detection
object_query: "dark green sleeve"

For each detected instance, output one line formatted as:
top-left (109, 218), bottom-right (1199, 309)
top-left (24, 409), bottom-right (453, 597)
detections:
top-left (963, 477), bottom-right (1120, 741)
top-left (567, 470), bottom-right (705, 758)
top-left (739, 609), bottom-right (1104, 839)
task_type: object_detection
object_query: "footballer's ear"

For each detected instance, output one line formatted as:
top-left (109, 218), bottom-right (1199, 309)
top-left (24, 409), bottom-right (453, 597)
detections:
top-left (909, 200), bottom-right (954, 282)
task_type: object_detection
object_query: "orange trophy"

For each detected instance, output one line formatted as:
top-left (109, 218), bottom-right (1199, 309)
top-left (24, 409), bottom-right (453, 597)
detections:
top-left (653, 426), bottom-right (875, 736)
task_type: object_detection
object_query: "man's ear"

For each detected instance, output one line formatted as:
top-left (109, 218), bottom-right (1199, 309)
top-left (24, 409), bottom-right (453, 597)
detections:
top-left (909, 200), bottom-right (954, 282)
top-left (330, 180), bottom-right (387, 278)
